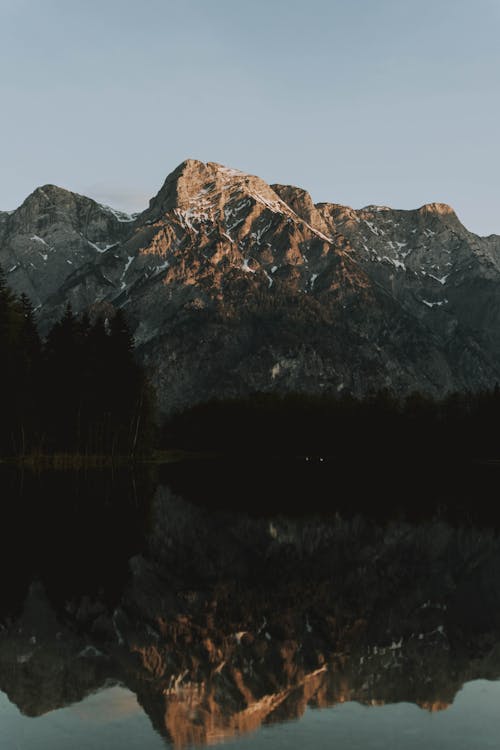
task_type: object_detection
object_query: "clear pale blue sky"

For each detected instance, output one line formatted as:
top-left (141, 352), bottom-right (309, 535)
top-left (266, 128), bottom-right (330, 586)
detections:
top-left (1, 0), bottom-right (499, 235)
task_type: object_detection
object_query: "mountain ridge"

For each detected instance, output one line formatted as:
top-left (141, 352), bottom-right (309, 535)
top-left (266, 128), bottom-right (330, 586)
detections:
top-left (2, 159), bottom-right (500, 413)
top-left (3, 163), bottom-right (494, 238)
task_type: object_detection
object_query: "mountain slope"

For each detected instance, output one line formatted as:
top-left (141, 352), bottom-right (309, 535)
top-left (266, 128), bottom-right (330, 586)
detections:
top-left (2, 160), bottom-right (500, 413)
top-left (0, 184), bottom-right (132, 308)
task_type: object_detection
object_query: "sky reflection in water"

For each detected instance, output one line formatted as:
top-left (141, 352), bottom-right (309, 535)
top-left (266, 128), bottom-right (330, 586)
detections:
top-left (0, 686), bottom-right (165, 750)
top-left (1, 680), bottom-right (500, 750)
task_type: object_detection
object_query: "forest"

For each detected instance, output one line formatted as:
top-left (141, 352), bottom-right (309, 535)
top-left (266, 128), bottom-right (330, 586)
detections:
top-left (0, 266), bottom-right (155, 458)
top-left (3, 264), bottom-right (500, 463)
top-left (161, 384), bottom-right (500, 460)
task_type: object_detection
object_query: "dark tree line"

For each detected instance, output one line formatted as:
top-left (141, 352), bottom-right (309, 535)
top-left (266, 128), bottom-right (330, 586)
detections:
top-left (0, 266), bottom-right (155, 457)
top-left (0, 465), bottom-right (156, 619)
top-left (161, 388), bottom-right (500, 461)
top-left (5, 258), bottom-right (500, 463)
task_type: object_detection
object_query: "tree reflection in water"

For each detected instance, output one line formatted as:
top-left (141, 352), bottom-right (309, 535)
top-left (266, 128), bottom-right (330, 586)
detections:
top-left (1, 462), bottom-right (500, 748)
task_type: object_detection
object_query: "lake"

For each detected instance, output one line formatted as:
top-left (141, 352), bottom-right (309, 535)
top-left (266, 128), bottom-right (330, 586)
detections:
top-left (1, 459), bottom-right (499, 749)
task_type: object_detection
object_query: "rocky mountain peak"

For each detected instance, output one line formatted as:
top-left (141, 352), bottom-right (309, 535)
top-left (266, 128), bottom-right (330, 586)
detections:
top-left (142, 159), bottom-right (295, 224)
top-left (15, 184), bottom-right (134, 227)
top-left (14, 184), bottom-right (98, 227)
top-left (418, 202), bottom-right (456, 216)
top-left (415, 202), bottom-right (461, 230)
top-left (271, 183), bottom-right (332, 237)
top-left (28, 183), bottom-right (71, 199)
top-left (144, 158), bottom-right (207, 215)
top-left (18, 184), bottom-right (82, 216)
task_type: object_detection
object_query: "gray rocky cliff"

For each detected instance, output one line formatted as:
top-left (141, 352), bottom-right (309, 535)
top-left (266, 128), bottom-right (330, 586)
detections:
top-left (0, 184), bottom-right (132, 308)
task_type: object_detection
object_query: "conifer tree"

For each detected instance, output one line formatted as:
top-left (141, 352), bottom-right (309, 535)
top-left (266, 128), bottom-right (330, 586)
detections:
top-left (0, 270), bottom-right (43, 452)
top-left (16, 294), bottom-right (42, 452)
top-left (43, 302), bottom-right (83, 450)
top-left (0, 270), bottom-right (156, 458)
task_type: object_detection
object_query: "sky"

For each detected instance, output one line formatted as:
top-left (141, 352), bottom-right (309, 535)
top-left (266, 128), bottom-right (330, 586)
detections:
top-left (1, 0), bottom-right (499, 235)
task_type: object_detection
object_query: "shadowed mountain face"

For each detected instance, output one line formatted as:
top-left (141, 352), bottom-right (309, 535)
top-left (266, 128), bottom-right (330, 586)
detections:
top-left (2, 473), bottom-right (500, 748)
top-left (2, 160), bottom-right (500, 413)
top-left (0, 185), bottom-right (132, 307)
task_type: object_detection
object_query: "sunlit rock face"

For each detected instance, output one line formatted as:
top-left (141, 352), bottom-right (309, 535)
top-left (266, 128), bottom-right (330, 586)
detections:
top-left (3, 160), bottom-right (500, 412)
top-left (2, 485), bottom-right (500, 747)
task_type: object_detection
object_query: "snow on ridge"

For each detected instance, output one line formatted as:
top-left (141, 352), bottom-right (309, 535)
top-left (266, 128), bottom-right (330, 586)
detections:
top-left (263, 269), bottom-right (273, 288)
top-left (121, 255), bottom-right (134, 280)
top-left (250, 191), bottom-right (289, 215)
top-left (175, 208), bottom-right (202, 233)
top-left (241, 258), bottom-right (256, 273)
top-left (99, 203), bottom-right (136, 222)
top-left (428, 272), bottom-right (449, 285)
top-left (153, 259), bottom-right (169, 276)
top-left (306, 224), bottom-right (332, 242)
top-left (394, 241), bottom-right (412, 259)
top-left (224, 200), bottom-right (250, 232)
top-left (382, 256), bottom-right (406, 270)
top-left (30, 234), bottom-right (48, 245)
top-left (251, 218), bottom-right (273, 244)
top-left (422, 298), bottom-right (448, 308)
top-left (217, 165), bottom-right (244, 178)
top-left (96, 243), bottom-right (116, 254)
top-left (248, 191), bottom-right (332, 243)
top-left (87, 240), bottom-right (116, 254)
top-left (87, 239), bottom-right (109, 253)
top-left (364, 220), bottom-right (384, 236)
top-left (173, 181), bottom-right (229, 229)
top-left (174, 170), bottom-right (335, 246)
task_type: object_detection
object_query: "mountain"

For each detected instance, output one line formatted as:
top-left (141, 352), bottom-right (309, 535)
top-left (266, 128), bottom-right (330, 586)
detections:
top-left (2, 160), bottom-right (500, 413)
top-left (0, 185), bottom-right (132, 307)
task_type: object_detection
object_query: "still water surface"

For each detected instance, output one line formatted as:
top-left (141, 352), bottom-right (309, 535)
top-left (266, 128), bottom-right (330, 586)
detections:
top-left (1, 460), bottom-right (499, 749)
top-left (2, 681), bottom-right (500, 749)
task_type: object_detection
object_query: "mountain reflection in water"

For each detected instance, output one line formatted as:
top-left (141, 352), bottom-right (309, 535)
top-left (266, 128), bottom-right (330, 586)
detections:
top-left (0, 686), bottom-right (165, 749)
top-left (1, 460), bottom-right (500, 748)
